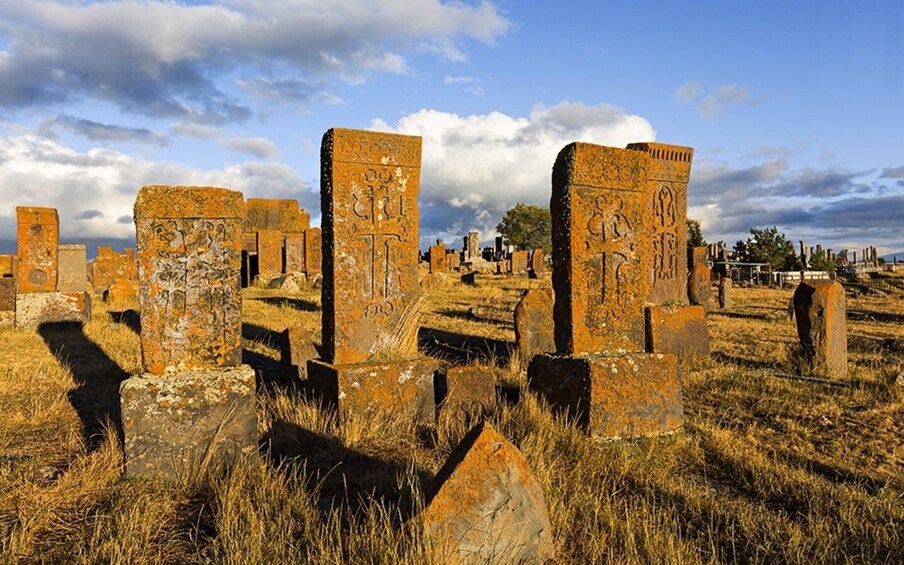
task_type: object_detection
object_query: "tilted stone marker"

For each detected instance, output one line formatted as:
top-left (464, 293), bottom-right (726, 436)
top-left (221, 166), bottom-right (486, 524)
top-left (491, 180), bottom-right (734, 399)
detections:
top-left (309, 128), bottom-right (438, 420)
top-left (792, 280), bottom-right (847, 379)
top-left (121, 185), bottom-right (256, 479)
top-left (528, 142), bottom-right (684, 438)
top-left (514, 288), bottom-right (555, 362)
top-left (718, 276), bottom-right (732, 309)
top-left (421, 421), bottom-right (555, 563)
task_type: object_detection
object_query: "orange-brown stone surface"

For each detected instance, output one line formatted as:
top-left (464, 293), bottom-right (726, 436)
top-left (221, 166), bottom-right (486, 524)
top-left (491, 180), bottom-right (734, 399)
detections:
top-left (529, 351), bottom-right (683, 438)
top-left (530, 248), bottom-right (545, 274)
top-left (421, 421), bottom-right (555, 563)
top-left (104, 277), bottom-right (136, 304)
top-left (645, 305), bottom-right (710, 360)
top-left (241, 232), bottom-right (258, 254)
top-left (279, 325), bottom-right (318, 385)
top-left (15, 291), bottom-right (91, 329)
top-left (551, 143), bottom-right (652, 354)
top-left (514, 288), bottom-right (555, 361)
top-left (688, 245), bottom-right (708, 268)
top-left (0, 277), bottom-right (16, 311)
top-left (446, 252), bottom-right (460, 271)
top-left (688, 263), bottom-right (712, 306)
top-left (243, 198), bottom-right (310, 233)
top-left (0, 255), bottom-right (16, 277)
top-left (16, 207), bottom-right (59, 293)
top-left (627, 142), bottom-right (693, 305)
top-left (320, 128), bottom-right (422, 365)
top-left (718, 276), bottom-right (732, 309)
top-left (303, 227), bottom-right (322, 275)
top-left (435, 366), bottom-right (497, 423)
top-left (793, 280), bottom-right (847, 379)
top-left (284, 233), bottom-right (304, 273)
top-left (429, 243), bottom-right (447, 273)
top-left (134, 185), bottom-right (244, 375)
top-left (123, 247), bottom-right (138, 280)
top-left (510, 249), bottom-right (528, 275)
top-left (256, 229), bottom-right (283, 276)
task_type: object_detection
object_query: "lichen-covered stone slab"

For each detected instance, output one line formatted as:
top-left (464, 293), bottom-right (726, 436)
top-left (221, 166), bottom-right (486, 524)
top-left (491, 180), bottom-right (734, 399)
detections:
top-left (718, 276), bottom-right (732, 309)
top-left (530, 248), bottom-right (545, 274)
top-left (435, 366), bottom-right (497, 423)
top-left (104, 277), bottom-right (136, 304)
top-left (645, 305), bottom-right (710, 360)
top-left (528, 352), bottom-right (683, 438)
top-left (303, 227), bottom-right (322, 275)
top-left (320, 128), bottom-right (422, 365)
top-left (627, 142), bottom-right (693, 305)
top-left (15, 291), bottom-right (91, 329)
top-left (284, 233), bottom-right (304, 274)
top-left (793, 280), bottom-right (847, 379)
top-left (91, 247), bottom-right (115, 291)
top-left (551, 143), bottom-right (652, 355)
top-left (57, 244), bottom-right (87, 293)
top-left (429, 243), bottom-right (447, 273)
top-left (0, 255), bottom-right (15, 277)
top-left (120, 365), bottom-right (257, 479)
top-left (243, 198), bottom-right (310, 233)
top-left (688, 245), bottom-right (708, 268)
top-left (688, 263), bottom-right (712, 306)
top-left (0, 278), bottom-right (15, 311)
top-left (514, 288), bottom-right (555, 361)
top-left (16, 207), bottom-right (58, 293)
top-left (447, 252), bottom-right (460, 271)
top-left (279, 326), bottom-right (318, 384)
top-left (134, 185), bottom-right (244, 375)
top-left (308, 357), bottom-right (438, 422)
top-left (510, 250), bottom-right (528, 275)
top-left (256, 229), bottom-right (283, 276)
top-left (421, 421), bottom-right (555, 563)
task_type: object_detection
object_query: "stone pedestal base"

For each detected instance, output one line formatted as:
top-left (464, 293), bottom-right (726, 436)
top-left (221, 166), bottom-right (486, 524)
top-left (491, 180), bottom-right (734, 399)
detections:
top-left (308, 357), bottom-right (439, 422)
top-left (120, 365), bottom-right (257, 479)
top-left (15, 292), bottom-right (91, 329)
top-left (645, 305), bottom-right (710, 360)
top-left (528, 352), bottom-right (683, 439)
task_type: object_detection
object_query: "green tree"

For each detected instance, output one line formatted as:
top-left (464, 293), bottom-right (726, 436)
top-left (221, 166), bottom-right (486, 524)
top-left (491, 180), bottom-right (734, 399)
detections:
top-left (687, 218), bottom-right (707, 248)
top-left (496, 203), bottom-right (552, 252)
top-left (808, 248), bottom-right (836, 275)
top-left (732, 226), bottom-right (801, 271)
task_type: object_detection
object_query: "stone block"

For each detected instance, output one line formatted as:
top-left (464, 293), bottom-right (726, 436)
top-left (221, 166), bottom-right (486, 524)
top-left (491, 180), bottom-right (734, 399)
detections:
top-left (688, 245), bottom-right (708, 268)
top-left (530, 248), bottom-right (545, 274)
top-left (123, 248), bottom-right (138, 280)
top-left (793, 280), bottom-right (847, 379)
top-left (308, 357), bottom-right (439, 422)
top-left (434, 366), bottom-right (497, 422)
top-left (0, 255), bottom-right (15, 277)
top-left (0, 277), bottom-right (16, 311)
top-left (510, 250), bottom-right (528, 275)
top-left (279, 326), bottom-right (318, 384)
top-left (16, 207), bottom-right (58, 293)
top-left (284, 233), bottom-right (304, 274)
top-left (461, 271), bottom-right (477, 286)
top-left (91, 255), bottom-right (114, 292)
top-left (244, 198), bottom-right (309, 233)
top-left (718, 276), bottom-right (732, 309)
top-left (514, 288), bottom-right (555, 361)
top-left (256, 229), bottom-right (284, 275)
top-left (57, 244), bottom-right (87, 293)
top-left (644, 305), bottom-right (710, 360)
top-left (303, 227), bottom-right (321, 275)
top-left (528, 351), bottom-right (683, 439)
top-left (15, 291), bottom-right (91, 329)
top-left (241, 232), bottom-right (258, 254)
top-left (429, 243), bottom-right (447, 273)
top-left (446, 252), bottom-right (460, 271)
top-left (120, 365), bottom-right (257, 479)
top-left (104, 277), bottom-right (136, 304)
top-left (688, 263), bottom-right (712, 306)
top-left (421, 421), bottom-right (555, 563)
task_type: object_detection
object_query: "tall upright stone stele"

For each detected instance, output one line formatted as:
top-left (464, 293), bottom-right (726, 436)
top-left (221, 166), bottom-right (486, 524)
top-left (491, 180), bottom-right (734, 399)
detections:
top-left (528, 142), bottom-right (684, 439)
top-left (120, 185), bottom-right (256, 479)
top-left (309, 128), bottom-right (438, 421)
top-left (792, 280), bottom-right (847, 379)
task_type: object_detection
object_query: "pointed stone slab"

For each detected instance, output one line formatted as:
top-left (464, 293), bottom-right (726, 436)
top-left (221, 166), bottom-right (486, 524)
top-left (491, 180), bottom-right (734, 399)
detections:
top-left (422, 421), bottom-right (555, 563)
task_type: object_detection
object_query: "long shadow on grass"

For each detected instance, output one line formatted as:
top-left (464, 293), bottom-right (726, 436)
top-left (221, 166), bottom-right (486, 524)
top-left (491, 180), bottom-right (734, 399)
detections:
top-left (710, 351), bottom-right (781, 371)
top-left (418, 327), bottom-right (512, 367)
top-left (242, 322), bottom-right (284, 348)
top-left (38, 321), bottom-right (127, 450)
top-left (262, 420), bottom-right (429, 522)
top-left (110, 309), bottom-right (141, 334)
top-left (250, 296), bottom-right (320, 312)
top-left (847, 309), bottom-right (904, 325)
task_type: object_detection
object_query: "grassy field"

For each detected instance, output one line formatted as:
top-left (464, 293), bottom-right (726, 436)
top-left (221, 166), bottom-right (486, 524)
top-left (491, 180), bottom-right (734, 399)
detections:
top-left (1, 272), bottom-right (902, 563)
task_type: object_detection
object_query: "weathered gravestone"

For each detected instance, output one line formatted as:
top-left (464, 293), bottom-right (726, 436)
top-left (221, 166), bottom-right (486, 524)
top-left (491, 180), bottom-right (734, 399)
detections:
top-left (429, 241), bottom-right (447, 273)
top-left (514, 288), bottom-right (555, 362)
top-left (446, 251), bottom-right (461, 271)
top-left (279, 325), bottom-right (319, 386)
top-left (244, 198), bottom-right (310, 234)
top-left (120, 185), bottom-right (256, 479)
top-left (92, 246), bottom-right (115, 291)
top-left (57, 244), bottom-right (87, 293)
top-left (528, 142), bottom-right (684, 439)
top-left (434, 366), bottom-right (497, 425)
top-left (530, 248), bottom-right (545, 275)
top-left (792, 280), bottom-right (847, 379)
top-left (645, 305), bottom-right (710, 359)
top-left (308, 129), bottom-right (439, 421)
top-left (256, 229), bottom-right (284, 277)
top-left (718, 276), bottom-right (732, 309)
top-left (303, 227), bottom-right (322, 275)
top-left (510, 250), bottom-right (528, 275)
top-left (0, 256), bottom-right (15, 313)
top-left (421, 421), bottom-right (555, 563)
top-left (688, 263), bottom-right (712, 306)
top-left (284, 233), bottom-right (305, 274)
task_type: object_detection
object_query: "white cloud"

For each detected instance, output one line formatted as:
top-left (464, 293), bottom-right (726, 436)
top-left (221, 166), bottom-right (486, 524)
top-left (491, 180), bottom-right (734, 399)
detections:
top-left (675, 81), bottom-right (759, 118)
top-left (444, 75), bottom-right (476, 84)
top-left (673, 80), bottom-right (702, 103)
top-left (219, 136), bottom-right (279, 159)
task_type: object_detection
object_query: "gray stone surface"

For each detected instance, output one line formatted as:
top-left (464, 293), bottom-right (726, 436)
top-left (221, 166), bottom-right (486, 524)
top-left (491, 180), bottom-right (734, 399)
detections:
top-left (279, 326), bottom-right (318, 385)
top-left (15, 291), bottom-right (91, 329)
top-left (120, 365), bottom-right (257, 479)
top-left (57, 244), bottom-right (87, 293)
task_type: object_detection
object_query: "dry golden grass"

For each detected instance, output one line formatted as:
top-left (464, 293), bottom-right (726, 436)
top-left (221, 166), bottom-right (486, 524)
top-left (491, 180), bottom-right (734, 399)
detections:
top-left (0, 274), bottom-right (902, 563)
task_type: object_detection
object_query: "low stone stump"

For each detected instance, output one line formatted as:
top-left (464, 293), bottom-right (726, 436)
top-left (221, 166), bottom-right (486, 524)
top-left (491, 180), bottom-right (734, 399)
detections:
top-left (718, 276), bottom-right (732, 309)
top-left (421, 421), bottom-right (555, 563)
top-left (528, 352), bottom-right (683, 439)
top-left (308, 357), bottom-right (439, 422)
top-left (15, 291), bottom-right (91, 329)
top-left (120, 365), bottom-right (257, 479)
top-left (644, 305), bottom-right (710, 360)
top-left (0, 277), bottom-right (15, 311)
top-left (514, 288), bottom-right (555, 361)
top-left (434, 366), bottom-right (497, 423)
top-left (688, 263), bottom-right (712, 307)
top-left (792, 280), bottom-right (847, 379)
top-left (278, 326), bottom-right (318, 386)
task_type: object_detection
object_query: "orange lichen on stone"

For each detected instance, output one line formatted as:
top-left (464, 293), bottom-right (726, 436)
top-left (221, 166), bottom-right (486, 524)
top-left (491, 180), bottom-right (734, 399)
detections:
top-left (429, 243), bottom-right (447, 273)
top-left (284, 233), bottom-right (304, 273)
top-left (793, 280), bottom-right (847, 379)
top-left (688, 245), bottom-right (708, 268)
top-left (303, 227), bottom-right (321, 275)
top-left (134, 185), bottom-right (244, 375)
top-left (320, 128), bottom-right (422, 365)
top-left (688, 263), bottom-right (712, 306)
top-left (0, 255), bottom-right (16, 277)
top-left (243, 198), bottom-right (310, 233)
top-left (645, 304), bottom-right (710, 359)
top-left (256, 229), bottom-right (284, 275)
top-left (510, 250), bottom-right (528, 275)
top-left (514, 287), bottom-right (555, 360)
top-left (16, 207), bottom-right (59, 293)
top-left (435, 366), bottom-right (497, 422)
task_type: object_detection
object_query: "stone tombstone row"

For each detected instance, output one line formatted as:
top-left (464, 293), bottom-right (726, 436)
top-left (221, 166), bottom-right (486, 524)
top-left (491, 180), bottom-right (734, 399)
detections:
top-left (91, 246), bottom-right (138, 292)
top-left (240, 198), bottom-right (320, 283)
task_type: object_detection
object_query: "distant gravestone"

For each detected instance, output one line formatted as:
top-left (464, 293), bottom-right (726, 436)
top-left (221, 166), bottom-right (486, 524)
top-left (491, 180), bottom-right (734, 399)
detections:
top-left (122, 185), bottom-right (256, 479)
top-left (279, 326), bottom-right (318, 385)
top-left (429, 242), bottom-right (447, 273)
top-left (256, 229), bottom-right (283, 276)
top-left (718, 276), bottom-right (732, 309)
top-left (57, 244), bottom-right (87, 293)
top-left (434, 366), bottom-right (497, 424)
top-left (303, 227), bottom-right (322, 275)
top-left (644, 304), bottom-right (710, 359)
top-left (92, 246), bottom-right (115, 291)
top-left (421, 421), bottom-right (555, 563)
top-left (510, 250), bottom-right (528, 275)
top-left (446, 252), bottom-right (460, 271)
top-left (530, 248), bottom-right (545, 275)
top-left (688, 263), bottom-right (712, 307)
top-left (17, 207), bottom-right (58, 293)
top-left (284, 233), bottom-right (305, 274)
top-left (792, 280), bottom-right (847, 379)
top-left (514, 288), bottom-right (554, 361)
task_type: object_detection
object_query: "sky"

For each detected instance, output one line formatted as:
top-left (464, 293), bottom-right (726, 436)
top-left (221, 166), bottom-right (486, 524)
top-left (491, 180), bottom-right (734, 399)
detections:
top-left (0, 0), bottom-right (902, 256)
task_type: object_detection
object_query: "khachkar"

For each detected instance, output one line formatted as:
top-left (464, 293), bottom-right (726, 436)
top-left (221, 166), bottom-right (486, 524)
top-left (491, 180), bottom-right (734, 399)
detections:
top-left (120, 186), bottom-right (256, 479)
top-left (528, 142), bottom-right (684, 439)
top-left (15, 207), bottom-right (91, 329)
top-left (309, 128), bottom-right (438, 421)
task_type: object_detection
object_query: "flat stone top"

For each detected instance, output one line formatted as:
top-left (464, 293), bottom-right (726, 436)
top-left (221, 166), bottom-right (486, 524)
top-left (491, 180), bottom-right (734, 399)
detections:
top-left (16, 207), bottom-right (58, 223)
top-left (322, 128), bottom-right (422, 167)
top-left (626, 141), bottom-right (694, 182)
top-left (135, 185), bottom-right (245, 220)
top-left (553, 142), bottom-right (649, 190)
top-left (97, 246), bottom-right (114, 257)
top-left (58, 244), bottom-right (86, 250)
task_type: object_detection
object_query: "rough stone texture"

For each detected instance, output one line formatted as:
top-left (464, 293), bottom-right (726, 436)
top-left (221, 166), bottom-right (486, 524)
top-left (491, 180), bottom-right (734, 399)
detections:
top-left (284, 233), bottom-right (304, 274)
top-left (123, 248), bottom-right (139, 280)
top-left (435, 366), bottom-right (497, 422)
top-left (112, 251), bottom-right (131, 281)
top-left (134, 185), bottom-right (244, 375)
top-left (421, 421), bottom-right (555, 564)
top-left (320, 128), bottom-right (422, 365)
top-left (256, 229), bottom-right (284, 276)
top-left (510, 250), bottom-right (528, 275)
top-left (57, 244), bottom-right (87, 293)
top-left (688, 263), bottom-right (712, 306)
top-left (551, 143), bottom-right (652, 354)
top-left (308, 357), bottom-right (439, 422)
top-left (243, 198), bottom-right (310, 233)
top-left (688, 246), bottom-right (708, 268)
top-left (793, 280), bottom-right (847, 379)
top-left (120, 365), bottom-right (257, 479)
top-left (420, 272), bottom-right (447, 290)
top-left (105, 277), bottom-right (136, 303)
top-left (514, 288), bottom-right (555, 361)
top-left (241, 232), bottom-right (258, 254)
top-left (16, 207), bottom-right (58, 293)
top-left (644, 305), bottom-right (710, 360)
top-left (718, 276), bottom-right (732, 309)
top-left (627, 142), bottom-right (693, 305)
top-left (528, 352), bottom-right (683, 438)
top-left (0, 278), bottom-right (15, 311)
top-left (92, 248), bottom-right (115, 291)
top-left (530, 248), bottom-right (545, 274)
top-left (303, 227), bottom-right (322, 275)
top-left (279, 326), bottom-right (318, 384)
top-left (0, 255), bottom-right (15, 277)
top-left (461, 271), bottom-right (477, 286)
top-left (429, 243), bottom-right (447, 273)
top-left (446, 252), bottom-right (461, 271)
top-left (464, 231), bottom-right (480, 262)
top-left (15, 291), bottom-right (91, 329)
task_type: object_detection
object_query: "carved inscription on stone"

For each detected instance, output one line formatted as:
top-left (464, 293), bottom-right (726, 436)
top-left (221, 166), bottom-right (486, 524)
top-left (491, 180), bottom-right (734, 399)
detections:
top-left (16, 207), bottom-right (59, 293)
top-left (651, 185), bottom-right (678, 283)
